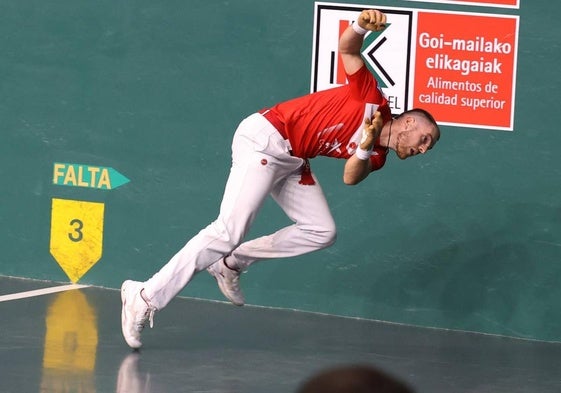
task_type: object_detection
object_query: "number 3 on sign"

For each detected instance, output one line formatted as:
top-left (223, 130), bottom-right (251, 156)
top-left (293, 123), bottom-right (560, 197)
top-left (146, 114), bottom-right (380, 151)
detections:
top-left (50, 198), bottom-right (105, 283)
top-left (68, 219), bottom-right (84, 242)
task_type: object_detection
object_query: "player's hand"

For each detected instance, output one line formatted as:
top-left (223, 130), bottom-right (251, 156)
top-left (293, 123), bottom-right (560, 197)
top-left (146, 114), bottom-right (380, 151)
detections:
top-left (357, 9), bottom-right (387, 32)
top-left (360, 111), bottom-right (384, 149)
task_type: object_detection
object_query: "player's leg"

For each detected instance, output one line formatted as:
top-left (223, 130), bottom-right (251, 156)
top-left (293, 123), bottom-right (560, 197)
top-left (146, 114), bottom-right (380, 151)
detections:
top-left (120, 113), bottom-right (299, 347)
top-left (227, 170), bottom-right (336, 271)
top-left (142, 114), bottom-right (300, 309)
top-left (207, 171), bottom-right (335, 306)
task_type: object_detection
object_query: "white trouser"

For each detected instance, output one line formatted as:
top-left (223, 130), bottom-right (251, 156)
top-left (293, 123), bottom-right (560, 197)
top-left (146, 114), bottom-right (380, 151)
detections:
top-left (143, 113), bottom-right (337, 309)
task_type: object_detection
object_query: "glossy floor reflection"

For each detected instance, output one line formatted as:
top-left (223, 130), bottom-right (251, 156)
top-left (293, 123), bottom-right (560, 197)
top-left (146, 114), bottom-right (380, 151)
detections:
top-left (1, 276), bottom-right (560, 393)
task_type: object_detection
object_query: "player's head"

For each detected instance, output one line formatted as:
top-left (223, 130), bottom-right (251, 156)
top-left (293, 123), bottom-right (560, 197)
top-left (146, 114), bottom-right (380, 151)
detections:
top-left (392, 108), bottom-right (440, 160)
top-left (296, 364), bottom-right (415, 393)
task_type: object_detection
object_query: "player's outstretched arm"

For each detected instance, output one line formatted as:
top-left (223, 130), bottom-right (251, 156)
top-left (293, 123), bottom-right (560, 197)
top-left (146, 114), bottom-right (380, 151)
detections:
top-left (338, 9), bottom-right (387, 75)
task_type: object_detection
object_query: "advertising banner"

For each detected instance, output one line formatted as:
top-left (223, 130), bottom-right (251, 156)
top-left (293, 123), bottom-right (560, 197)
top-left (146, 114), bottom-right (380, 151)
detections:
top-left (413, 11), bottom-right (518, 129)
top-left (311, 3), bottom-right (519, 130)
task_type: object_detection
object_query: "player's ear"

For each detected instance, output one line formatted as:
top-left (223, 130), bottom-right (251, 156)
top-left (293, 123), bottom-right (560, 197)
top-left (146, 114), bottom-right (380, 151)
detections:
top-left (404, 116), bottom-right (415, 130)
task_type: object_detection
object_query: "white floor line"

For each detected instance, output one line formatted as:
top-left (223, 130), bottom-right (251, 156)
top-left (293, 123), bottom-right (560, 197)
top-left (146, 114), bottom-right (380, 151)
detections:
top-left (0, 284), bottom-right (90, 302)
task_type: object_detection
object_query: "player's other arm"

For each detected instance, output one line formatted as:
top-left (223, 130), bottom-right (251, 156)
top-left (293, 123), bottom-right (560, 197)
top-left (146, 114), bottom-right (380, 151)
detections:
top-left (343, 111), bottom-right (383, 185)
top-left (338, 9), bottom-right (387, 75)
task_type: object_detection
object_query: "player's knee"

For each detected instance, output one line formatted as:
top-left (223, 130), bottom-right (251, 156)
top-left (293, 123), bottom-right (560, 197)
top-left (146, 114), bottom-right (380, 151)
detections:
top-left (308, 222), bottom-right (337, 250)
top-left (322, 225), bottom-right (337, 248)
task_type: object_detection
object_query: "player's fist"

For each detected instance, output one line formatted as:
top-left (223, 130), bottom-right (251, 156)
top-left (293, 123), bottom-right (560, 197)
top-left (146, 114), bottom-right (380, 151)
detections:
top-left (360, 111), bottom-right (383, 149)
top-left (357, 9), bottom-right (387, 32)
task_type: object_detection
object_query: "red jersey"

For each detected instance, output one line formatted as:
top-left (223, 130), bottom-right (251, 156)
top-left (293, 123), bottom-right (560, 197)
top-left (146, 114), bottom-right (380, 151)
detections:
top-left (267, 65), bottom-right (392, 171)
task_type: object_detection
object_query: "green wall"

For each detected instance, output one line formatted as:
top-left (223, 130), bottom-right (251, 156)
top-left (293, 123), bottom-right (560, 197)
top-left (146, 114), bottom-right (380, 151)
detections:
top-left (2, 0), bottom-right (560, 342)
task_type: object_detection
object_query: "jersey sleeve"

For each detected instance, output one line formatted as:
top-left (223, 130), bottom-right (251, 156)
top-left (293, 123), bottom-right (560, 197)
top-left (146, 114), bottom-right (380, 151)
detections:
top-left (347, 65), bottom-right (382, 102)
top-left (347, 65), bottom-right (392, 122)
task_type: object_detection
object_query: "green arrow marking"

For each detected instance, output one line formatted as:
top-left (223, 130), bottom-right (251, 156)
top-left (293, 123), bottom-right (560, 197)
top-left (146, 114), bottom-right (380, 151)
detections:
top-left (53, 163), bottom-right (130, 190)
top-left (107, 167), bottom-right (130, 189)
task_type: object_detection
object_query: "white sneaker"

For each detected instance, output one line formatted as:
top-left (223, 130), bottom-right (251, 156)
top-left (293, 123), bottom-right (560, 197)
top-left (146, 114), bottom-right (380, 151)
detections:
top-left (207, 259), bottom-right (245, 306)
top-left (121, 280), bottom-right (157, 349)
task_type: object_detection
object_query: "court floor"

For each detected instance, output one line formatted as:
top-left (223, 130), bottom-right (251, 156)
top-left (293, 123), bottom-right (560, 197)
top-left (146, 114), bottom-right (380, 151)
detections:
top-left (1, 275), bottom-right (560, 393)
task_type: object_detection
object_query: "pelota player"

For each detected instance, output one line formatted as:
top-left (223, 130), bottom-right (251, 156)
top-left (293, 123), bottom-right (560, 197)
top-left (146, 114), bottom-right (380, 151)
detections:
top-left (121, 9), bottom-right (440, 349)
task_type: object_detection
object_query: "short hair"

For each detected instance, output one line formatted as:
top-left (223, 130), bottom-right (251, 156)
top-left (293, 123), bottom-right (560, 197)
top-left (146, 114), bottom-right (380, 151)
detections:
top-left (296, 364), bottom-right (415, 393)
top-left (396, 108), bottom-right (441, 143)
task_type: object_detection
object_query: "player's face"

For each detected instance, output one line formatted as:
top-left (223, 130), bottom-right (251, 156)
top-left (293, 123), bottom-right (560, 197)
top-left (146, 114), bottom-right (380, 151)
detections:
top-left (395, 125), bottom-right (436, 160)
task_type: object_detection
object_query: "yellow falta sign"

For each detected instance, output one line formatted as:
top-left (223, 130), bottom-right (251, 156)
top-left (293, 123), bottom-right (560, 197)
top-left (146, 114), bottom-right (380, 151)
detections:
top-left (50, 198), bottom-right (105, 283)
